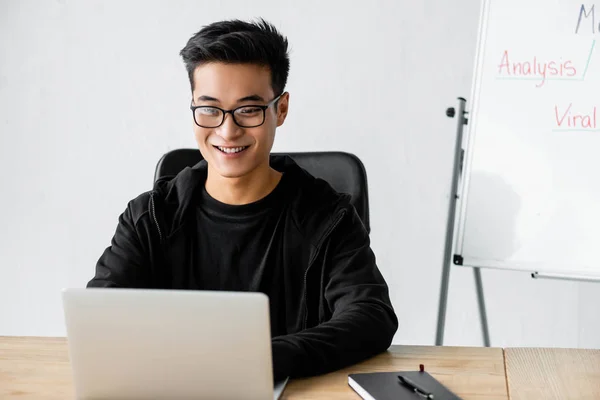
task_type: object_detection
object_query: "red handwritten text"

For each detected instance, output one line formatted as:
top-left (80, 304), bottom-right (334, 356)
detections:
top-left (555, 103), bottom-right (597, 129)
top-left (498, 51), bottom-right (577, 87)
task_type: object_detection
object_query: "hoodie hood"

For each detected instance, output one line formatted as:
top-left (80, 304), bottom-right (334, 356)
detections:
top-left (152, 154), bottom-right (352, 242)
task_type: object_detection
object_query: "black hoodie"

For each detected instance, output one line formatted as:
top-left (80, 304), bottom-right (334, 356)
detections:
top-left (88, 155), bottom-right (398, 381)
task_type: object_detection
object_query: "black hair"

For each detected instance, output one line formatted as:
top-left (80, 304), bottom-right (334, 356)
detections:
top-left (179, 18), bottom-right (290, 96)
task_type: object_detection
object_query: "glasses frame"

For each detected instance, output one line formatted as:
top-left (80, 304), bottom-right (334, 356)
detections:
top-left (190, 93), bottom-right (284, 128)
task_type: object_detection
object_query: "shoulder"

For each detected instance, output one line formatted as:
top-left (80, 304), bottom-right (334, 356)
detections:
top-left (124, 191), bottom-right (154, 227)
top-left (117, 161), bottom-right (208, 239)
top-left (290, 175), bottom-right (351, 220)
top-left (278, 157), bottom-right (353, 240)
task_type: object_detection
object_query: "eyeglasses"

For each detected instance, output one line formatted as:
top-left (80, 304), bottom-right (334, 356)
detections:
top-left (190, 93), bottom-right (283, 128)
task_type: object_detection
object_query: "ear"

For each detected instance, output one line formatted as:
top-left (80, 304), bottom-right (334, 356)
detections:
top-left (276, 92), bottom-right (290, 127)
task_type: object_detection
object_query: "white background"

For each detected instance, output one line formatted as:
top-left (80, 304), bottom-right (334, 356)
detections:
top-left (1, 0), bottom-right (598, 349)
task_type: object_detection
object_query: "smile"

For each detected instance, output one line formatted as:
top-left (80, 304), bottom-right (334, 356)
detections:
top-left (214, 146), bottom-right (250, 154)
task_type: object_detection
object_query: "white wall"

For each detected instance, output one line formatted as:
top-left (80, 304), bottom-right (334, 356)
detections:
top-left (1, 0), bottom-right (598, 349)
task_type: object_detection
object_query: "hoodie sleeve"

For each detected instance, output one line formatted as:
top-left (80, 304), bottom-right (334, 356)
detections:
top-left (87, 196), bottom-right (153, 288)
top-left (271, 206), bottom-right (398, 381)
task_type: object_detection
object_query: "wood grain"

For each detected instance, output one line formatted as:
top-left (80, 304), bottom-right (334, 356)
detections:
top-left (0, 336), bottom-right (73, 400)
top-left (282, 345), bottom-right (508, 399)
top-left (0, 337), bottom-right (508, 399)
top-left (505, 347), bottom-right (600, 400)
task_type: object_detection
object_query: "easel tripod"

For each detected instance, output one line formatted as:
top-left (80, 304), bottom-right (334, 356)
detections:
top-left (435, 97), bottom-right (491, 347)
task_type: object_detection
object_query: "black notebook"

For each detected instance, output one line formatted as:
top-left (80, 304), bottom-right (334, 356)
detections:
top-left (348, 371), bottom-right (463, 400)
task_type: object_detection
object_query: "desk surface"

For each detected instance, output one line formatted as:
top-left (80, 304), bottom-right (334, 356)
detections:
top-left (505, 347), bottom-right (600, 400)
top-left (3, 337), bottom-right (600, 400)
top-left (0, 336), bottom-right (507, 400)
top-left (285, 344), bottom-right (507, 399)
top-left (285, 345), bottom-right (600, 400)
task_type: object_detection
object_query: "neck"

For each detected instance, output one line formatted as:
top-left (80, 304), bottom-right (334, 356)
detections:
top-left (205, 163), bottom-right (282, 205)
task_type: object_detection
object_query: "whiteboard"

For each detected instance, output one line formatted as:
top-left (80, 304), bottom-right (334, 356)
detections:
top-left (455, 0), bottom-right (600, 276)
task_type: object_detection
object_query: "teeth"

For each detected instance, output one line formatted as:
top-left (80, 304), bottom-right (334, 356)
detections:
top-left (217, 146), bottom-right (246, 154)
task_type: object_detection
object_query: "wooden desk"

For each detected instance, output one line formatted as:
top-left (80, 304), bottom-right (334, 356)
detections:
top-left (4, 337), bottom-right (600, 399)
top-left (0, 337), bottom-right (72, 399)
top-left (505, 347), bottom-right (600, 400)
top-left (0, 337), bottom-right (507, 399)
top-left (283, 345), bottom-right (507, 399)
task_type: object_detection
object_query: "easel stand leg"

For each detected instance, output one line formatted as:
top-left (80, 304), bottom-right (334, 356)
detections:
top-left (473, 267), bottom-right (491, 347)
top-left (436, 97), bottom-right (491, 347)
top-left (435, 97), bottom-right (467, 346)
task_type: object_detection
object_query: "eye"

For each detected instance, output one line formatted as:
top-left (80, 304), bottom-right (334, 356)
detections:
top-left (236, 107), bottom-right (262, 115)
top-left (197, 107), bottom-right (220, 116)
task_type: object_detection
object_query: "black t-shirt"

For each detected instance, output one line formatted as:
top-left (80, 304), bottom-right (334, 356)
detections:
top-left (195, 173), bottom-right (291, 336)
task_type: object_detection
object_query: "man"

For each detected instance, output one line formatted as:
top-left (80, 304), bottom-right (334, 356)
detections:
top-left (88, 18), bottom-right (398, 381)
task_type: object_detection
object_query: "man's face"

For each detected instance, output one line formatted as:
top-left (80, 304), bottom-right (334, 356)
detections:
top-left (191, 62), bottom-right (289, 180)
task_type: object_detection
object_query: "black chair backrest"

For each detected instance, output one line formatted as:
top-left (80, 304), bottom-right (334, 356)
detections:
top-left (154, 149), bottom-right (370, 232)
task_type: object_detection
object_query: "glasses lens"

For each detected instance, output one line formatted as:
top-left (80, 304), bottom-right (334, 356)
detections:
top-left (194, 107), bottom-right (223, 128)
top-left (234, 106), bottom-right (265, 128)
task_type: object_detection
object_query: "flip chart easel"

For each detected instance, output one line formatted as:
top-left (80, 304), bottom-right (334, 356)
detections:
top-left (435, 0), bottom-right (600, 346)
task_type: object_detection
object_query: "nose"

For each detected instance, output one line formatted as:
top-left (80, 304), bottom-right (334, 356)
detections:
top-left (216, 112), bottom-right (243, 141)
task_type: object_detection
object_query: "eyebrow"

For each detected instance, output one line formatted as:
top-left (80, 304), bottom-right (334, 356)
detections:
top-left (195, 94), bottom-right (266, 103)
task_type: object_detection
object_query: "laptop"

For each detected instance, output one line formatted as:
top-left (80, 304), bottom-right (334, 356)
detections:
top-left (62, 288), bottom-right (288, 400)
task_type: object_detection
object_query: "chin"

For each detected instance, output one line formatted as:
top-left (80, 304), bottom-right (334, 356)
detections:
top-left (212, 164), bottom-right (256, 179)
top-left (216, 170), bottom-right (250, 179)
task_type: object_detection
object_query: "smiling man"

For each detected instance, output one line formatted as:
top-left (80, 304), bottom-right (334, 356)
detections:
top-left (88, 19), bottom-right (398, 381)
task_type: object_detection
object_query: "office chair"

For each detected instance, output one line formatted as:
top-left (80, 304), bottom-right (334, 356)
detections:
top-left (154, 149), bottom-right (370, 233)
